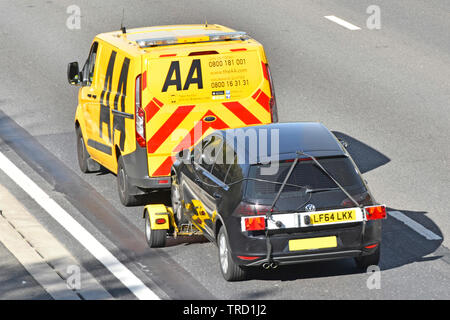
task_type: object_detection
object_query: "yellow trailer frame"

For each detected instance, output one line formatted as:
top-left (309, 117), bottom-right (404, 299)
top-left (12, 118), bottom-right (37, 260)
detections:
top-left (143, 204), bottom-right (203, 248)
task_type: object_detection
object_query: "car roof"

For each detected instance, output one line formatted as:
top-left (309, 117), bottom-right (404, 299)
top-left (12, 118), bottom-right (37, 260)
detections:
top-left (215, 122), bottom-right (346, 164)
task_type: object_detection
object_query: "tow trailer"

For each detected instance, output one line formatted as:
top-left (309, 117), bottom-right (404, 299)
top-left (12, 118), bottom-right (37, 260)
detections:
top-left (143, 204), bottom-right (203, 248)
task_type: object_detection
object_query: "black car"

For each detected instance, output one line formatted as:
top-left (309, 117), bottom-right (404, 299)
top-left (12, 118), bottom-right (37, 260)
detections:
top-left (171, 122), bottom-right (386, 281)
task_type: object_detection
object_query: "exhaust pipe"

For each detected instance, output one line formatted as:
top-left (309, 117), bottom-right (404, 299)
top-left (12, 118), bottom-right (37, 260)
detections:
top-left (262, 261), bottom-right (279, 269)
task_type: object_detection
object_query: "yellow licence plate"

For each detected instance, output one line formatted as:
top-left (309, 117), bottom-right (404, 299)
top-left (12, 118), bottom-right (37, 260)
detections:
top-left (309, 209), bottom-right (356, 225)
top-left (289, 236), bottom-right (337, 251)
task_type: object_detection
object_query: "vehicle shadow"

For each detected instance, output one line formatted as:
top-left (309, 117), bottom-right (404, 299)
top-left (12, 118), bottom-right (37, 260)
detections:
top-left (331, 131), bottom-right (390, 174)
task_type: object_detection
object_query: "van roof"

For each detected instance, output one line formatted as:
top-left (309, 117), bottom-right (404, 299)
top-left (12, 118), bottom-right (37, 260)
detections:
top-left (96, 24), bottom-right (257, 54)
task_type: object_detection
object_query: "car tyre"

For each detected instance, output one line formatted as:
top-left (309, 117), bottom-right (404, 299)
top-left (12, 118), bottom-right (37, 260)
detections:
top-left (354, 246), bottom-right (380, 270)
top-left (76, 128), bottom-right (91, 173)
top-left (217, 226), bottom-right (247, 281)
top-left (171, 174), bottom-right (187, 224)
top-left (144, 210), bottom-right (167, 248)
top-left (117, 156), bottom-right (139, 206)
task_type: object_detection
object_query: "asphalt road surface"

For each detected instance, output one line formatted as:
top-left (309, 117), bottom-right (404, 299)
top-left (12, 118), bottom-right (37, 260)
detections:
top-left (0, 0), bottom-right (449, 299)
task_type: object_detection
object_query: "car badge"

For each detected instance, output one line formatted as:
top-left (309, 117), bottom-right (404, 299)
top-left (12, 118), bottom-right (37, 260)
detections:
top-left (305, 204), bottom-right (316, 212)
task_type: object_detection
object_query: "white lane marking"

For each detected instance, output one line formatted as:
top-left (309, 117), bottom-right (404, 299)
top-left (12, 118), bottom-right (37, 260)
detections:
top-left (0, 152), bottom-right (159, 300)
top-left (0, 214), bottom-right (81, 300)
top-left (324, 15), bottom-right (361, 30)
top-left (388, 211), bottom-right (442, 240)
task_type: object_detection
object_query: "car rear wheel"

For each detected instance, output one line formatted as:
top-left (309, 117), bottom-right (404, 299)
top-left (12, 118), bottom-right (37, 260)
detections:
top-left (144, 210), bottom-right (167, 248)
top-left (218, 227), bottom-right (247, 281)
top-left (117, 156), bottom-right (139, 206)
top-left (171, 175), bottom-right (187, 224)
top-left (354, 246), bottom-right (380, 270)
top-left (76, 128), bottom-right (91, 173)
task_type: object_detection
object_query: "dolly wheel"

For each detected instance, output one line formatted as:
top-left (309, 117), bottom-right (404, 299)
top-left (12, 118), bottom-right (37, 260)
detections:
top-left (145, 210), bottom-right (167, 248)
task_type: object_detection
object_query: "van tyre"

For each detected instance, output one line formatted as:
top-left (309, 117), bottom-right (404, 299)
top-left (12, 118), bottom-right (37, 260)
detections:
top-left (145, 210), bottom-right (167, 248)
top-left (354, 246), bottom-right (380, 270)
top-left (218, 227), bottom-right (247, 281)
top-left (117, 156), bottom-right (139, 206)
top-left (76, 128), bottom-right (91, 173)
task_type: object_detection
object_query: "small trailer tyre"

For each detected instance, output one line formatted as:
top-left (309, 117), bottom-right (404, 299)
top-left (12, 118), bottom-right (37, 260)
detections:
top-left (144, 210), bottom-right (167, 248)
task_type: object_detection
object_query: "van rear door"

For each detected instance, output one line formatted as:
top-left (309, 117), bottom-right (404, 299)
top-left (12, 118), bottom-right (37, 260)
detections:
top-left (142, 46), bottom-right (274, 177)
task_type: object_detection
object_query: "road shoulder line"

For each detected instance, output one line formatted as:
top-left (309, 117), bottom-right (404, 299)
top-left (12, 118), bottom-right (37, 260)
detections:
top-left (0, 183), bottom-right (113, 300)
top-left (0, 151), bottom-right (159, 300)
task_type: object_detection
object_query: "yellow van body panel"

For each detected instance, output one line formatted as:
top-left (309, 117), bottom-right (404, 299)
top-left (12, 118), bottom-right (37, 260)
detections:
top-left (75, 24), bottom-right (274, 185)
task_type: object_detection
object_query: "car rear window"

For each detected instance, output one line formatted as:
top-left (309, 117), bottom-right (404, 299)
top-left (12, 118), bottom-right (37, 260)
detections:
top-left (245, 157), bottom-right (364, 200)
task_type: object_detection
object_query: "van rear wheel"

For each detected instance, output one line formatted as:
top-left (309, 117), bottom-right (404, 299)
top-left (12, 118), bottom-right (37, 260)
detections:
top-left (117, 156), bottom-right (139, 206)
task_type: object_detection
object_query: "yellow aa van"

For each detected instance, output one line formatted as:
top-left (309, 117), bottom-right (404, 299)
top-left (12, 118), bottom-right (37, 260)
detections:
top-left (68, 24), bottom-right (277, 206)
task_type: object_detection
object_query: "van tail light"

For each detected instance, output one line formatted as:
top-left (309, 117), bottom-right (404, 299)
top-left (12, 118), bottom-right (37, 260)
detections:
top-left (364, 205), bottom-right (387, 220)
top-left (135, 74), bottom-right (146, 148)
top-left (264, 63), bottom-right (278, 123)
top-left (243, 216), bottom-right (266, 231)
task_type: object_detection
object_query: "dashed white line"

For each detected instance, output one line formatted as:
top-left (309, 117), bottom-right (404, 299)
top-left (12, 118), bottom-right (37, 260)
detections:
top-left (0, 151), bottom-right (159, 300)
top-left (324, 15), bottom-right (361, 30)
top-left (388, 211), bottom-right (442, 241)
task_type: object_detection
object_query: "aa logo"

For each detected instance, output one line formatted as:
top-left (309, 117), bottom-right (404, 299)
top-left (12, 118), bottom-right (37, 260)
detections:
top-left (162, 59), bottom-right (203, 92)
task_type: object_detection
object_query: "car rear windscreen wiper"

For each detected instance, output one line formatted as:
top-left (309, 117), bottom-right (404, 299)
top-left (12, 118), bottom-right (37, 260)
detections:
top-left (296, 151), bottom-right (361, 208)
top-left (305, 187), bottom-right (341, 193)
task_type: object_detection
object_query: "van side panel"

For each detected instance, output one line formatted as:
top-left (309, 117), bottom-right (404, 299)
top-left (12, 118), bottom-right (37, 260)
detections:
top-left (142, 46), bottom-right (273, 177)
top-left (82, 39), bottom-right (139, 173)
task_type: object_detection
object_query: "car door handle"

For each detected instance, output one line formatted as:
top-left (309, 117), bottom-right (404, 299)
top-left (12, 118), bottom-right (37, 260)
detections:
top-left (87, 94), bottom-right (97, 99)
top-left (213, 192), bottom-right (222, 200)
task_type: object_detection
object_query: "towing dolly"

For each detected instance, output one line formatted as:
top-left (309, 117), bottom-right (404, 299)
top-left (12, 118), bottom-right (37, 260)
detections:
top-left (143, 204), bottom-right (203, 248)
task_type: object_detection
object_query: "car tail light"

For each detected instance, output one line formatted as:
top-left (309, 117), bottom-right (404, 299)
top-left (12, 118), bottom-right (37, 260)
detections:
top-left (364, 205), bottom-right (387, 220)
top-left (244, 216), bottom-right (266, 231)
top-left (135, 74), bottom-right (146, 148)
top-left (341, 192), bottom-right (372, 207)
top-left (234, 202), bottom-right (271, 216)
top-left (264, 63), bottom-right (278, 123)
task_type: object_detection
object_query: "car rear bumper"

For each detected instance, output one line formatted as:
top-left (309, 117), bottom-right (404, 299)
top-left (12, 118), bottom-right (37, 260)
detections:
top-left (245, 249), bottom-right (365, 266)
top-left (227, 219), bottom-right (382, 267)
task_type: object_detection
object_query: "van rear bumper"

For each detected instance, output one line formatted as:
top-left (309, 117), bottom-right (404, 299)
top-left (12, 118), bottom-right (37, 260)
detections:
top-left (127, 175), bottom-right (171, 189)
top-left (122, 145), bottom-right (171, 191)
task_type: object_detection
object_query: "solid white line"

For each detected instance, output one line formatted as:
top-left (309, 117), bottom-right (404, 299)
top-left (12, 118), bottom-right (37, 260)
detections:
top-left (388, 211), bottom-right (442, 241)
top-left (0, 152), bottom-right (160, 300)
top-left (0, 215), bottom-right (81, 300)
top-left (324, 15), bottom-right (361, 30)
